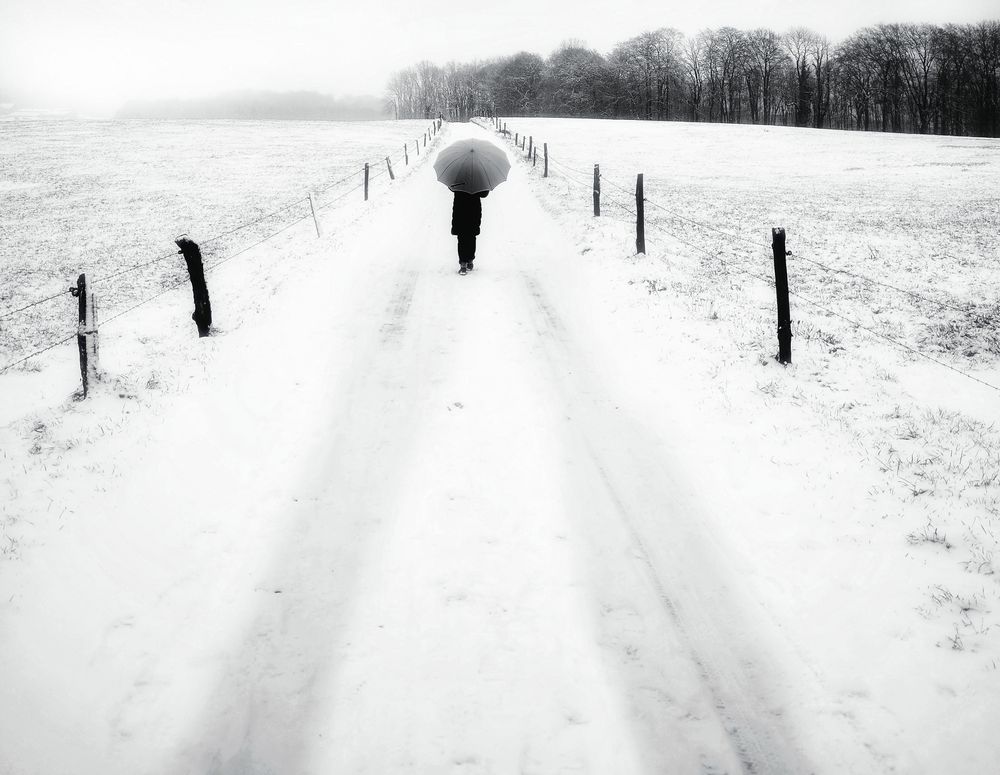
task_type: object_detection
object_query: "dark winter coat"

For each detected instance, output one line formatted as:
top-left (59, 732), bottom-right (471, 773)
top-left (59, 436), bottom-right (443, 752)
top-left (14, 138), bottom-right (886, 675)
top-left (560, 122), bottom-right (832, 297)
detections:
top-left (451, 190), bottom-right (489, 236)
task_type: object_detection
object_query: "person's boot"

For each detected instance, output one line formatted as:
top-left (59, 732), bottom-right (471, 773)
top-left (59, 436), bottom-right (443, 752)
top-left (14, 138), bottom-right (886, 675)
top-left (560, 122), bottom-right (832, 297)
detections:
top-left (459, 262), bottom-right (469, 275)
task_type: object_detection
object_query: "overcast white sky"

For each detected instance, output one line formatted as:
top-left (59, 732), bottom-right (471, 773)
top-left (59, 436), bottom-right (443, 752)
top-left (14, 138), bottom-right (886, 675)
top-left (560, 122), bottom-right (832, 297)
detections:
top-left (1, 0), bottom-right (996, 113)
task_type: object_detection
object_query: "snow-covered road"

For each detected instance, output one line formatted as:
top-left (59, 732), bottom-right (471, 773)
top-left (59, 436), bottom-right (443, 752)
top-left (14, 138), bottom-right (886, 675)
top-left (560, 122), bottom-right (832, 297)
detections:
top-left (2, 123), bottom-right (881, 774)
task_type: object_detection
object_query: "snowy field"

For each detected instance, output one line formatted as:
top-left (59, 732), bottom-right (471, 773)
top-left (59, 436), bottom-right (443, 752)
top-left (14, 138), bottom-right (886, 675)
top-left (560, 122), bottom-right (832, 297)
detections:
top-left (1, 117), bottom-right (999, 773)
top-left (0, 118), bottom-right (436, 372)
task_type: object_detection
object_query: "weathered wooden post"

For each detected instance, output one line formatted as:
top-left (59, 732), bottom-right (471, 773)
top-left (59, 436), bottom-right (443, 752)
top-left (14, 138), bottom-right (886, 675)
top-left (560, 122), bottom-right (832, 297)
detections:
top-left (772, 227), bottom-right (792, 364)
top-left (386, 156), bottom-right (395, 180)
top-left (543, 143), bottom-right (548, 177)
top-left (515, 132), bottom-right (519, 146)
top-left (404, 143), bottom-right (409, 165)
top-left (533, 147), bottom-right (537, 167)
top-left (364, 163), bottom-right (369, 200)
top-left (593, 164), bottom-right (601, 217)
top-left (528, 135), bottom-right (533, 157)
top-left (308, 192), bottom-right (322, 237)
top-left (175, 236), bottom-right (212, 337)
top-left (521, 136), bottom-right (526, 151)
top-left (635, 173), bottom-right (645, 254)
top-left (415, 138), bottom-right (420, 156)
top-left (70, 273), bottom-right (99, 397)
top-left (503, 122), bottom-right (507, 135)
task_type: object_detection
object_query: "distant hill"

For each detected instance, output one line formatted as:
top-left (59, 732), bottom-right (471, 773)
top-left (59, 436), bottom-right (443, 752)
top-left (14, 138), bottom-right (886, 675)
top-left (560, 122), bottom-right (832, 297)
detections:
top-left (117, 90), bottom-right (390, 121)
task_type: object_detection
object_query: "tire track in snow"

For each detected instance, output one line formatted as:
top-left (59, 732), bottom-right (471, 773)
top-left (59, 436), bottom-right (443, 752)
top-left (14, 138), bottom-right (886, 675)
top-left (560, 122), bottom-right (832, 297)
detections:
top-left (170, 266), bottom-right (427, 774)
top-left (520, 271), bottom-right (817, 774)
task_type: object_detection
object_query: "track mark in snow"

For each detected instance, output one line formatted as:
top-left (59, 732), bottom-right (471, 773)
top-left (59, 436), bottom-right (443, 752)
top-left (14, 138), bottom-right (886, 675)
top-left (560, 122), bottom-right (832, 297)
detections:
top-left (521, 270), bottom-right (816, 774)
top-left (379, 270), bottom-right (419, 347)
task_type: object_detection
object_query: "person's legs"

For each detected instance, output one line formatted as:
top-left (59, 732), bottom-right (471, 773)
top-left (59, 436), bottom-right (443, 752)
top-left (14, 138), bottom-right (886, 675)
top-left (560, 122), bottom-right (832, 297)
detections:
top-left (457, 233), bottom-right (475, 266)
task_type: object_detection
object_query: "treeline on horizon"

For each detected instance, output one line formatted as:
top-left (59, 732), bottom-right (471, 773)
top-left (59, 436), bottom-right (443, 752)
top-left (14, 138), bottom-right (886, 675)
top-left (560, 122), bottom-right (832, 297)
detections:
top-left (387, 21), bottom-right (1000, 137)
top-left (117, 91), bottom-right (388, 121)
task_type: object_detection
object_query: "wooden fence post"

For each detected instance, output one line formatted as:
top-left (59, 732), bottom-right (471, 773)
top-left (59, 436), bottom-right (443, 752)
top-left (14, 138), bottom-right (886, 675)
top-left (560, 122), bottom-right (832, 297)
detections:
top-left (543, 143), bottom-right (548, 177)
top-left (772, 227), bottom-right (792, 364)
top-left (515, 132), bottom-right (519, 146)
top-left (528, 135), bottom-right (533, 157)
top-left (386, 156), bottom-right (395, 180)
top-left (593, 164), bottom-right (601, 217)
top-left (364, 163), bottom-right (369, 200)
top-left (533, 147), bottom-right (537, 167)
top-left (416, 138), bottom-right (420, 155)
top-left (635, 173), bottom-right (645, 254)
top-left (175, 236), bottom-right (212, 337)
top-left (404, 143), bottom-right (409, 165)
top-left (70, 273), bottom-right (99, 397)
top-left (308, 192), bottom-right (322, 237)
top-left (521, 136), bottom-right (526, 151)
top-left (503, 122), bottom-right (507, 135)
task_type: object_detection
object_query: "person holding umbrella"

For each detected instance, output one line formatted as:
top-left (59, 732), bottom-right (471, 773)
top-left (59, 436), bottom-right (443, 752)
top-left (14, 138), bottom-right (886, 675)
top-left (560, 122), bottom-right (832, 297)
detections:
top-left (434, 138), bottom-right (511, 275)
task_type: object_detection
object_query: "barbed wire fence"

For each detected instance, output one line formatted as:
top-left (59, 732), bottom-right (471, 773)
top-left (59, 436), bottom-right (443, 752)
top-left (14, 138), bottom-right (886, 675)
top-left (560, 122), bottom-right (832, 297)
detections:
top-left (0, 119), bottom-right (446, 392)
top-left (481, 116), bottom-right (1000, 395)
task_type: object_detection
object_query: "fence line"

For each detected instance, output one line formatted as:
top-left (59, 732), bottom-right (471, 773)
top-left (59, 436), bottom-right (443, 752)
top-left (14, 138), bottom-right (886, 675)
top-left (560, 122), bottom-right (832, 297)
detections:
top-left (497, 117), bottom-right (972, 316)
top-left (488, 115), bottom-right (1000, 395)
top-left (0, 120), bottom-right (446, 379)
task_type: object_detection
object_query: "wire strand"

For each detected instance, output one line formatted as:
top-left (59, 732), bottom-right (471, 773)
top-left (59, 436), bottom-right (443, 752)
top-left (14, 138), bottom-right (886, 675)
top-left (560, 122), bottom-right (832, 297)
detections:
top-left (91, 248), bottom-right (180, 287)
top-left (0, 333), bottom-right (77, 374)
top-left (789, 251), bottom-right (970, 312)
top-left (201, 196), bottom-right (309, 247)
top-left (787, 288), bottom-right (1000, 393)
top-left (0, 289), bottom-right (72, 320)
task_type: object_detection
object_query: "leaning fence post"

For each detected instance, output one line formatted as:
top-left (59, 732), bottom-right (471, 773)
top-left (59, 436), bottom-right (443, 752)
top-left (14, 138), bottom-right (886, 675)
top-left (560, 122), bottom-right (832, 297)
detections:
top-left (386, 156), bottom-right (395, 180)
top-left (175, 236), bottom-right (212, 337)
top-left (364, 163), bottom-right (369, 200)
top-left (70, 273), bottom-right (99, 397)
top-left (308, 192), bottom-right (322, 237)
top-left (772, 227), bottom-right (792, 364)
top-left (593, 164), bottom-right (601, 217)
top-left (635, 173), bottom-right (645, 254)
top-left (543, 143), bottom-right (548, 177)
top-left (404, 143), bottom-right (409, 165)
top-left (415, 138), bottom-right (420, 156)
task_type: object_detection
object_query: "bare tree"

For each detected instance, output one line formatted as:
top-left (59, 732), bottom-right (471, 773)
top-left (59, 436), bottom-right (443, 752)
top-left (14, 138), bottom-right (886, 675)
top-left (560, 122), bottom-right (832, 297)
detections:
top-left (811, 35), bottom-right (832, 127)
top-left (745, 28), bottom-right (787, 123)
top-left (681, 34), bottom-right (707, 121)
top-left (784, 27), bottom-right (817, 127)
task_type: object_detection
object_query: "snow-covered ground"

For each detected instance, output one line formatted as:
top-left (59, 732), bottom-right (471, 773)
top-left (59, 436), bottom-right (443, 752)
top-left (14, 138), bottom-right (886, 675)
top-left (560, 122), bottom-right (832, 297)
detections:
top-left (1, 118), bottom-right (999, 773)
top-left (0, 118), bottom-right (436, 373)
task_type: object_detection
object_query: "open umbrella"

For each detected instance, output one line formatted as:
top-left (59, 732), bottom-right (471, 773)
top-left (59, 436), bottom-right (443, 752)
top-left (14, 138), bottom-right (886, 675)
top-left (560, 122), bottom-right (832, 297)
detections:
top-left (434, 139), bottom-right (511, 194)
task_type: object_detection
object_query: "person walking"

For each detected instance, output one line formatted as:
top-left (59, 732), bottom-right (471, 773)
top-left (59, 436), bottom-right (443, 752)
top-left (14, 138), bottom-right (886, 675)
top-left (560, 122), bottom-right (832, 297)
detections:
top-left (451, 189), bottom-right (488, 275)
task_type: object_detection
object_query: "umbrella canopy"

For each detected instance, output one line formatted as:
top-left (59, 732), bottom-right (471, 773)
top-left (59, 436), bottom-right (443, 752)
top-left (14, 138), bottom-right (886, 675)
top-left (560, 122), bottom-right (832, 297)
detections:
top-left (434, 139), bottom-right (511, 194)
